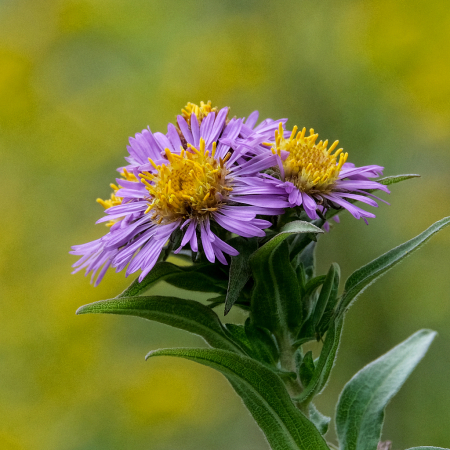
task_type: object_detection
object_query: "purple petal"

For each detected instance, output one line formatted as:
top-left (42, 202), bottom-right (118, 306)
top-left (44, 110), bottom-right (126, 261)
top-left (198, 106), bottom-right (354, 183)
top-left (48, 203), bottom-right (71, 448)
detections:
top-left (301, 193), bottom-right (318, 219)
top-left (177, 116), bottom-right (194, 145)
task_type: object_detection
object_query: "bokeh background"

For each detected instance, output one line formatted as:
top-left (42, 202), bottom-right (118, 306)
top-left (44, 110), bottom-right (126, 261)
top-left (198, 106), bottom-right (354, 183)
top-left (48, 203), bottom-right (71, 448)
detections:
top-left (1, 0), bottom-right (450, 449)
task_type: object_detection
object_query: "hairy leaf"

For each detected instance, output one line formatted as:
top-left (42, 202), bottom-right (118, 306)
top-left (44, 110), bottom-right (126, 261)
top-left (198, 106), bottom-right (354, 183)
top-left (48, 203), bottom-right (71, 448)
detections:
top-left (312, 264), bottom-right (339, 331)
top-left (76, 296), bottom-right (243, 353)
top-left (299, 351), bottom-right (315, 387)
top-left (253, 221), bottom-right (323, 263)
top-left (336, 329), bottom-right (436, 450)
top-left (146, 347), bottom-right (329, 450)
top-left (250, 240), bottom-right (302, 335)
top-left (224, 237), bottom-right (258, 315)
top-left (338, 217), bottom-right (450, 316)
top-left (406, 447), bottom-right (449, 450)
top-left (245, 319), bottom-right (279, 366)
top-left (309, 403), bottom-right (331, 435)
top-left (295, 316), bottom-right (344, 405)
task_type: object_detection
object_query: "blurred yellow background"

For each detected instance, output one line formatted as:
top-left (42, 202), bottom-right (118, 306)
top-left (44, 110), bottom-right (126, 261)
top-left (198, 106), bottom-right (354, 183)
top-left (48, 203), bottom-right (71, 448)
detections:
top-left (1, 0), bottom-right (449, 449)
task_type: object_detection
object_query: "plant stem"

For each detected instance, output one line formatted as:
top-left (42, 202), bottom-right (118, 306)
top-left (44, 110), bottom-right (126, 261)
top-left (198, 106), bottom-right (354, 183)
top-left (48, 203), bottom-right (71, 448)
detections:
top-left (277, 333), bottom-right (309, 415)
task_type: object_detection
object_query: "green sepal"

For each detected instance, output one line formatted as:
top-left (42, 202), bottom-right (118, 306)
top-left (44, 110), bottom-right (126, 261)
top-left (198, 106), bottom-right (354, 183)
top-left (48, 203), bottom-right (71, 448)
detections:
top-left (337, 216), bottom-right (450, 317)
top-left (308, 403), bottom-right (331, 435)
top-left (224, 237), bottom-right (258, 315)
top-left (298, 351), bottom-right (315, 387)
top-left (245, 319), bottom-right (279, 366)
top-left (146, 347), bottom-right (330, 450)
top-left (336, 329), bottom-right (436, 450)
top-left (76, 296), bottom-right (244, 354)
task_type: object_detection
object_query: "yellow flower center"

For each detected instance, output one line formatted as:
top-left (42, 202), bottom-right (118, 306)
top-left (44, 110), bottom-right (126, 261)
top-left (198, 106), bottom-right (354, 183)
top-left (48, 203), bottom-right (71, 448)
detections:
top-left (181, 101), bottom-right (219, 125)
top-left (139, 138), bottom-right (232, 224)
top-left (97, 169), bottom-right (137, 227)
top-left (273, 123), bottom-right (348, 193)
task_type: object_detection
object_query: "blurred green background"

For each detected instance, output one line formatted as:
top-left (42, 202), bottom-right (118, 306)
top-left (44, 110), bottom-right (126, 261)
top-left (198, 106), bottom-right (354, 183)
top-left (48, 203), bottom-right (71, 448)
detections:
top-left (1, 0), bottom-right (449, 448)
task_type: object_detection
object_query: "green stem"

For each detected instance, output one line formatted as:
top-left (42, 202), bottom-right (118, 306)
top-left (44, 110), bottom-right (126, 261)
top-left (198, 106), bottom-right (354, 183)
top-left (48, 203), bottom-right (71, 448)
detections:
top-left (277, 333), bottom-right (309, 415)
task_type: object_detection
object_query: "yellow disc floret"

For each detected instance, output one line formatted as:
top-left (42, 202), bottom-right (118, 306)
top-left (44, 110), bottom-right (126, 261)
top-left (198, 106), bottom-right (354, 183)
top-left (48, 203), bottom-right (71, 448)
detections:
top-left (272, 123), bottom-right (348, 193)
top-left (139, 138), bottom-right (232, 224)
top-left (181, 101), bottom-right (219, 125)
top-left (97, 169), bottom-right (138, 227)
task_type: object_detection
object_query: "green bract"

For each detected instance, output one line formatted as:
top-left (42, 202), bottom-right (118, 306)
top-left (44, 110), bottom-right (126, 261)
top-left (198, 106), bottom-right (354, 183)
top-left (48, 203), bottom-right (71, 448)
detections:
top-left (77, 175), bottom-right (450, 450)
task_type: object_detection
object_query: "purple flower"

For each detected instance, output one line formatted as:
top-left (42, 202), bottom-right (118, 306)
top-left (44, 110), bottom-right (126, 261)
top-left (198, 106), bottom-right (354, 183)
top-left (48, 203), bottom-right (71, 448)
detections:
top-left (71, 107), bottom-right (288, 285)
top-left (264, 123), bottom-right (390, 223)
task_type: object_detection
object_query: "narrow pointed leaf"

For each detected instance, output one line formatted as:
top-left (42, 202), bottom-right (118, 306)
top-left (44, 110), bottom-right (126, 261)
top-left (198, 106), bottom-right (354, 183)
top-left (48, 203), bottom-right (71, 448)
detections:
top-left (336, 329), bottom-right (436, 450)
top-left (295, 316), bottom-right (344, 405)
top-left (299, 351), bottom-right (315, 387)
top-left (318, 264), bottom-right (340, 335)
top-left (298, 242), bottom-right (317, 280)
top-left (146, 347), bottom-right (329, 450)
top-left (245, 320), bottom-right (279, 366)
top-left (225, 324), bottom-right (254, 356)
top-left (76, 296), bottom-right (243, 353)
top-left (164, 270), bottom-right (227, 293)
top-left (375, 173), bottom-right (420, 187)
top-left (406, 447), bottom-right (449, 450)
top-left (224, 237), bottom-right (258, 315)
top-left (338, 217), bottom-right (450, 316)
top-left (312, 264), bottom-right (338, 330)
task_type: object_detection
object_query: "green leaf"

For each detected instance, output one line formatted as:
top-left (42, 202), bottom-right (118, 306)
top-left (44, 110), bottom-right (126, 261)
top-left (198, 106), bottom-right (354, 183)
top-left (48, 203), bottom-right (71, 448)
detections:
top-left (295, 316), bottom-right (344, 405)
top-left (336, 329), bottom-right (436, 450)
top-left (308, 403), bottom-right (330, 435)
top-left (375, 173), bottom-right (420, 187)
top-left (312, 264), bottom-right (339, 331)
top-left (298, 242), bottom-right (316, 280)
top-left (118, 262), bottom-right (182, 298)
top-left (299, 351), bottom-right (315, 387)
top-left (253, 220), bottom-right (323, 263)
top-left (224, 237), bottom-right (258, 315)
top-left (318, 264), bottom-right (341, 335)
top-left (164, 269), bottom-right (227, 294)
top-left (225, 324), bottom-right (254, 356)
top-left (76, 296), bottom-right (243, 353)
top-left (406, 448), bottom-right (449, 450)
top-left (338, 216), bottom-right (450, 316)
top-left (146, 347), bottom-right (330, 450)
top-left (250, 240), bottom-right (303, 335)
top-left (245, 319), bottom-right (279, 366)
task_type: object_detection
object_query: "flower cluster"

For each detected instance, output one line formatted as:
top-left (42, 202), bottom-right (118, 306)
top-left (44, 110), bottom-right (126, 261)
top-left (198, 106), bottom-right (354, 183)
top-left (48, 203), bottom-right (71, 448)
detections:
top-left (71, 102), bottom-right (389, 285)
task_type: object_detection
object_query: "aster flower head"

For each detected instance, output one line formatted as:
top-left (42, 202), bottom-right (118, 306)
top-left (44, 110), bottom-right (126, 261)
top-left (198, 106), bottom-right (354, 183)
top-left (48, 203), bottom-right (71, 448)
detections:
top-left (71, 105), bottom-right (288, 285)
top-left (268, 123), bottom-right (389, 222)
